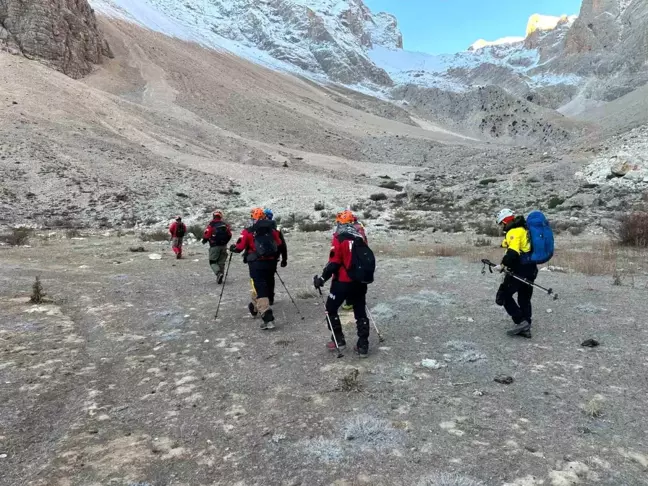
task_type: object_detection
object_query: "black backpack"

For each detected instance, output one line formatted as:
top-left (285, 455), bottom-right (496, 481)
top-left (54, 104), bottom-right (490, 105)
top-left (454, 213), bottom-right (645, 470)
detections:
top-left (175, 223), bottom-right (186, 238)
top-left (252, 220), bottom-right (278, 259)
top-left (209, 221), bottom-right (230, 246)
top-left (344, 235), bottom-right (375, 284)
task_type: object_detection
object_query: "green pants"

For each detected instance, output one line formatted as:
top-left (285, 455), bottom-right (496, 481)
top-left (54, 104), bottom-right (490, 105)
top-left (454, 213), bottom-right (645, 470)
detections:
top-left (209, 246), bottom-right (228, 276)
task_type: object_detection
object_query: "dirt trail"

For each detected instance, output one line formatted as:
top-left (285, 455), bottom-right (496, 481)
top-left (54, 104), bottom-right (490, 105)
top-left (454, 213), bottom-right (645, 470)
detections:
top-left (1, 233), bottom-right (647, 485)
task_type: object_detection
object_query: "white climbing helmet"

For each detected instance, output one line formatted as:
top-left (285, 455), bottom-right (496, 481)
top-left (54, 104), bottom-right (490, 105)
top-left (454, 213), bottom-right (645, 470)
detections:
top-left (496, 208), bottom-right (515, 225)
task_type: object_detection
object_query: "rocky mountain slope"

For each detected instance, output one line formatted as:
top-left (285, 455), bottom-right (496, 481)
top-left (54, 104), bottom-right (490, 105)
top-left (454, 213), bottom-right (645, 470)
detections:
top-left (0, 0), bottom-right (112, 78)
top-left (90, 0), bottom-right (647, 120)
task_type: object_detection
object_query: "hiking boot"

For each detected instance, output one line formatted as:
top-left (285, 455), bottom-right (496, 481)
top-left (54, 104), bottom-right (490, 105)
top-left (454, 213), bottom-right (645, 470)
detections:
top-left (519, 330), bottom-right (532, 339)
top-left (354, 345), bottom-right (369, 359)
top-left (176, 253), bottom-right (182, 260)
top-left (217, 272), bottom-right (224, 284)
top-left (507, 321), bottom-right (532, 337)
top-left (248, 302), bottom-right (258, 317)
top-left (326, 340), bottom-right (346, 351)
top-left (261, 309), bottom-right (275, 330)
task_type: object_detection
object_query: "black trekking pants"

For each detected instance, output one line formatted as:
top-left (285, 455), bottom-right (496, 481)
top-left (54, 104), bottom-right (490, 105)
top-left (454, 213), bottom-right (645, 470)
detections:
top-left (249, 260), bottom-right (276, 316)
top-left (496, 264), bottom-right (538, 325)
top-left (325, 281), bottom-right (369, 346)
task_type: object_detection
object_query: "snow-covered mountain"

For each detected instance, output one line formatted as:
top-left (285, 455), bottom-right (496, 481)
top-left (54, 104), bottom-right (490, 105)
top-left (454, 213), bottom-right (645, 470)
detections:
top-left (90, 0), bottom-right (648, 115)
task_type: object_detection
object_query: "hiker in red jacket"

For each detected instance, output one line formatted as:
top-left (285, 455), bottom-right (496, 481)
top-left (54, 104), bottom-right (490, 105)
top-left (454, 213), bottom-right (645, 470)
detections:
top-left (332, 210), bottom-right (367, 311)
top-left (314, 221), bottom-right (374, 358)
top-left (169, 216), bottom-right (187, 259)
top-left (230, 208), bottom-right (284, 330)
top-left (202, 210), bottom-right (232, 284)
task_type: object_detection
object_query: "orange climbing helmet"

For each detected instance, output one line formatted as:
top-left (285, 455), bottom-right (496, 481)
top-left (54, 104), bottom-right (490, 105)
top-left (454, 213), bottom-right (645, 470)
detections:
top-left (336, 210), bottom-right (355, 225)
top-left (250, 207), bottom-right (266, 221)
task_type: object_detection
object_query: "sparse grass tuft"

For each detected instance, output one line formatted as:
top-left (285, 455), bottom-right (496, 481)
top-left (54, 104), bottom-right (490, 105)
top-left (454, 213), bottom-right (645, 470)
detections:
top-left (314, 202), bottom-right (325, 211)
top-left (389, 211), bottom-right (433, 231)
top-left (0, 227), bottom-right (33, 246)
top-left (618, 212), bottom-right (648, 247)
top-left (299, 437), bottom-right (344, 463)
top-left (343, 414), bottom-right (402, 450)
top-left (339, 369), bottom-right (361, 392)
top-left (583, 396), bottom-right (605, 418)
top-left (140, 230), bottom-right (169, 242)
top-left (30, 276), bottom-right (45, 304)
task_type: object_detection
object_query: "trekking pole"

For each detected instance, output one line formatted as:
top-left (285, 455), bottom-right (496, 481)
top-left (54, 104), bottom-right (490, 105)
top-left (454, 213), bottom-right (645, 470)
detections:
top-left (365, 305), bottom-right (385, 343)
top-left (481, 259), bottom-right (558, 300)
top-left (317, 286), bottom-right (344, 358)
top-left (275, 271), bottom-right (305, 321)
top-left (214, 253), bottom-right (234, 319)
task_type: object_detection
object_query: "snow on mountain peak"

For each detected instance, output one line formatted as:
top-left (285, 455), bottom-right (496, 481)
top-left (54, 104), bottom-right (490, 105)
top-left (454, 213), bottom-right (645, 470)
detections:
top-left (526, 13), bottom-right (575, 36)
top-left (469, 37), bottom-right (525, 51)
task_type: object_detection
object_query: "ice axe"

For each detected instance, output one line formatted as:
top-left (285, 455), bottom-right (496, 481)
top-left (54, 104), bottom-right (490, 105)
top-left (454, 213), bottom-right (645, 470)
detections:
top-left (481, 259), bottom-right (558, 300)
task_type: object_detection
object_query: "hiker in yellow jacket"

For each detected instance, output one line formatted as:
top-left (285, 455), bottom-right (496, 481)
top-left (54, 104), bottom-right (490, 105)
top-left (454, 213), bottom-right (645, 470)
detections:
top-left (493, 209), bottom-right (539, 338)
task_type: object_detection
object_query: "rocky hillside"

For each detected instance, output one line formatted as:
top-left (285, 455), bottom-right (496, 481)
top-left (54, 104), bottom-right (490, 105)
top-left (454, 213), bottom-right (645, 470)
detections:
top-left (0, 0), bottom-right (112, 78)
top-left (92, 0), bottom-right (400, 86)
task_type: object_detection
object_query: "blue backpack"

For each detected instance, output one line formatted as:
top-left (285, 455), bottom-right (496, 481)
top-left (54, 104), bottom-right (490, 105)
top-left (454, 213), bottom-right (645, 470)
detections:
top-left (523, 211), bottom-right (554, 264)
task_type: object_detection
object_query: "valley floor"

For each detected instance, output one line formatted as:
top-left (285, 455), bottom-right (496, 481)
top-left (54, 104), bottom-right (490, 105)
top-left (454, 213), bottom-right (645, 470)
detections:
top-left (1, 232), bottom-right (647, 486)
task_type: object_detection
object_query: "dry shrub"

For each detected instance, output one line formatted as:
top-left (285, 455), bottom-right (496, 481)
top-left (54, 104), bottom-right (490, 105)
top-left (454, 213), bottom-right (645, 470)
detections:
top-left (30, 276), bottom-right (45, 304)
top-left (140, 230), bottom-right (169, 242)
top-left (0, 227), bottom-right (32, 246)
top-left (299, 221), bottom-right (331, 232)
top-left (619, 212), bottom-right (648, 247)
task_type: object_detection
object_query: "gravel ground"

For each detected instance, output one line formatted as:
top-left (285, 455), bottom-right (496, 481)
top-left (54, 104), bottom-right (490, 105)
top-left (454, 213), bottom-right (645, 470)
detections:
top-left (1, 231), bottom-right (647, 486)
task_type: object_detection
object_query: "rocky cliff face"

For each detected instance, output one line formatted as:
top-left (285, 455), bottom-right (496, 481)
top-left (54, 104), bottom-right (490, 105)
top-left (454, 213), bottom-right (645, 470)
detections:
top-left (0, 0), bottom-right (112, 78)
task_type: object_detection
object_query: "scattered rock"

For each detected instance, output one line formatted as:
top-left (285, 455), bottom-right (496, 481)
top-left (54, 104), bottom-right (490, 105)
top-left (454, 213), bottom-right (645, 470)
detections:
top-left (129, 246), bottom-right (146, 252)
top-left (494, 375), bottom-right (514, 385)
top-left (581, 339), bottom-right (600, 348)
top-left (148, 254), bottom-right (162, 260)
top-left (421, 359), bottom-right (446, 370)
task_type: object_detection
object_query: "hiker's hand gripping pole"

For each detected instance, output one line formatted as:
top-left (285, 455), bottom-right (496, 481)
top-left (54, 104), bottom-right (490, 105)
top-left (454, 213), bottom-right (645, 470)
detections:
top-left (481, 259), bottom-right (558, 300)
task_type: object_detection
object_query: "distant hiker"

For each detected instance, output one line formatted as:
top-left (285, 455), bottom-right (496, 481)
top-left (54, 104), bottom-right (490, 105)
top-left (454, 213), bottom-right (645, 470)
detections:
top-left (264, 208), bottom-right (288, 277)
top-left (494, 208), bottom-right (538, 338)
top-left (314, 217), bottom-right (376, 358)
top-left (202, 210), bottom-right (232, 284)
top-left (333, 210), bottom-right (367, 311)
top-left (169, 216), bottom-right (187, 259)
top-left (230, 208), bottom-right (284, 330)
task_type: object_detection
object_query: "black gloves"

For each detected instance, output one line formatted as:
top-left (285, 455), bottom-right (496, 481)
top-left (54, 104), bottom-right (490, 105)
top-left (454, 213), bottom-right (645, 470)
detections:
top-left (201, 238), bottom-right (208, 245)
top-left (313, 275), bottom-right (325, 289)
top-left (281, 260), bottom-right (287, 268)
top-left (229, 244), bottom-right (237, 252)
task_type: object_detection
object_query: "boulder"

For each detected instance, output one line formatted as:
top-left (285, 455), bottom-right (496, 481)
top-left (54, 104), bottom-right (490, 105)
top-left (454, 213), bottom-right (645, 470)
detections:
top-left (0, 0), bottom-right (112, 78)
top-left (562, 193), bottom-right (598, 209)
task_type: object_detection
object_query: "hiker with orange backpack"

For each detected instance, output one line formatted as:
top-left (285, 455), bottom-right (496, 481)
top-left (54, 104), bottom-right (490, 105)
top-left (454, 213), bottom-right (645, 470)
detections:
top-left (230, 208), bottom-right (284, 330)
top-left (314, 213), bottom-right (376, 358)
top-left (169, 216), bottom-right (187, 259)
top-left (202, 210), bottom-right (232, 284)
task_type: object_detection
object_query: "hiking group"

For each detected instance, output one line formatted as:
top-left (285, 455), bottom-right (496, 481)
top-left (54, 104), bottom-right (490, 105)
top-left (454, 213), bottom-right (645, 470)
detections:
top-left (169, 205), bottom-right (554, 358)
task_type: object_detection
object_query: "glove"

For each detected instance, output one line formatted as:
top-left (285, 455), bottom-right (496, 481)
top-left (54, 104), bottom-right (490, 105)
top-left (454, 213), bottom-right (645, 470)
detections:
top-left (229, 244), bottom-right (237, 252)
top-left (313, 275), bottom-right (325, 289)
top-left (280, 260), bottom-right (287, 268)
top-left (201, 238), bottom-right (208, 245)
top-left (494, 265), bottom-right (504, 273)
